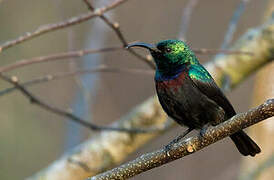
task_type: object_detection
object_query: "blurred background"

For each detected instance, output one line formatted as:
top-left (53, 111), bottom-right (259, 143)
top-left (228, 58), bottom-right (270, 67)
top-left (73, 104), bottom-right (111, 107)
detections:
top-left (0, 0), bottom-right (271, 179)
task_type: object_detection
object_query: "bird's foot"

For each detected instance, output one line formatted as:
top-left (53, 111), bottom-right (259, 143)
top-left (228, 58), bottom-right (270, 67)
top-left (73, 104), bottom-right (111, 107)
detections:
top-left (200, 125), bottom-right (210, 137)
top-left (164, 128), bottom-right (194, 156)
top-left (164, 143), bottom-right (173, 156)
top-left (163, 135), bottom-right (183, 156)
top-left (164, 143), bottom-right (172, 151)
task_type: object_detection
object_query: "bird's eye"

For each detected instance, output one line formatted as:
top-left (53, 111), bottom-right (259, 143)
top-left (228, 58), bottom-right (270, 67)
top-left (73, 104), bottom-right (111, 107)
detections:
top-left (166, 48), bottom-right (172, 53)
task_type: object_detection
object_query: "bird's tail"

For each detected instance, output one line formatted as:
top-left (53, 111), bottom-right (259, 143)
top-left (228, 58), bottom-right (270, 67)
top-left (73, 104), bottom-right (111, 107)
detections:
top-left (230, 130), bottom-right (261, 156)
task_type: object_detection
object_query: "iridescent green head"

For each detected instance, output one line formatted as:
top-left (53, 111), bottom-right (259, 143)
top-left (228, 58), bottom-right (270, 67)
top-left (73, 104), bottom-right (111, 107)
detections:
top-left (127, 40), bottom-right (199, 77)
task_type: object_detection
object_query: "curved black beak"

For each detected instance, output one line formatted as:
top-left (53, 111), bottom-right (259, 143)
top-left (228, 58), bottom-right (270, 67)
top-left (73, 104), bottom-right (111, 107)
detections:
top-left (126, 42), bottom-right (158, 52)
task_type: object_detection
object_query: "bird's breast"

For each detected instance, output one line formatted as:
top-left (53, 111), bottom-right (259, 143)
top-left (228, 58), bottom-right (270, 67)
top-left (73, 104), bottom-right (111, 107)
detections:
top-left (155, 71), bottom-right (187, 93)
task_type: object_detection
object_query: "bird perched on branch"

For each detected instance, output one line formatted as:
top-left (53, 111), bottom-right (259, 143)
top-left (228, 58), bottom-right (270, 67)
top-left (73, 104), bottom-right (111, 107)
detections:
top-left (127, 39), bottom-right (261, 156)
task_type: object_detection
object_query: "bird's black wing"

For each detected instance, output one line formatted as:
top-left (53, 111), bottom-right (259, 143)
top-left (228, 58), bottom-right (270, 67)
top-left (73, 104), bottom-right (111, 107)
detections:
top-left (188, 65), bottom-right (236, 118)
top-left (188, 65), bottom-right (261, 156)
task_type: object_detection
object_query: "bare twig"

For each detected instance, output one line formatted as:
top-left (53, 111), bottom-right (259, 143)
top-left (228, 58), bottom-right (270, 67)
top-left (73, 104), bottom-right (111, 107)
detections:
top-left (193, 48), bottom-right (253, 55)
top-left (179, 0), bottom-right (200, 40)
top-left (90, 99), bottom-right (274, 180)
top-left (221, 0), bottom-right (250, 49)
top-left (0, 46), bottom-right (252, 73)
top-left (0, 73), bottom-right (160, 133)
top-left (82, 0), bottom-right (95, 11)
top-left (83, 0), bottom-right (127, 45)
top-left (0, 0), bottom-right (128, 53)
top-left (0, 66), bottom-right (153, 96)
top-left (82, 0), bottom-right (155, 69)
top-left (0, 46), bottom-right (122, 73)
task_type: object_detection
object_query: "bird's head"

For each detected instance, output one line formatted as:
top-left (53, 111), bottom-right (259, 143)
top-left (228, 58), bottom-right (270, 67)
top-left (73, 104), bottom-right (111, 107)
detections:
top-left (127, 40), bottom-right (199, 75)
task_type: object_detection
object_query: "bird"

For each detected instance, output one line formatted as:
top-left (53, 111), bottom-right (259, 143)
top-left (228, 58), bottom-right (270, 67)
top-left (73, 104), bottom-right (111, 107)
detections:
top-left (127, 39), bottom-right (261, 156)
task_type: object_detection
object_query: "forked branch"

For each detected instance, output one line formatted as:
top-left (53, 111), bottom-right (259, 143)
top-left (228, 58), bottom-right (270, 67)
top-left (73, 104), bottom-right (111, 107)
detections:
top-left (0, 0), bottom-right (128, 53)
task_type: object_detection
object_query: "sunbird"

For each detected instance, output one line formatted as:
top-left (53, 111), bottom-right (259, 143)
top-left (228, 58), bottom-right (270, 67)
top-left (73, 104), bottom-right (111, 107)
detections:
top-left (127, 39), bottom-right (260, 156)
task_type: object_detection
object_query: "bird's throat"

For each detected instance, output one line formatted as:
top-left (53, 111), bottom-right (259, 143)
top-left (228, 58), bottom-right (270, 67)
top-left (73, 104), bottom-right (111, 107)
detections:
top-left (155, 64), bottom-right (186, 81)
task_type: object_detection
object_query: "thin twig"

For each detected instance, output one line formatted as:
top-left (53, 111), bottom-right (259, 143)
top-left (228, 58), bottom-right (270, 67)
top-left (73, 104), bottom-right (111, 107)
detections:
top-left (221, 0), bottom-right (250, 49)
top-left (0, 0), bottom-right (128, 53)
top-left (193, 48), bottom-right (253, 55)
top-left (89, 99), bottom-right (274, 180)
top-left (0, 46), bottom-right (252, 73)
top-left (83, 0), bottom-right (127, 45)
top-left (82, 0), bottom-right (156, 69)
top-left (0, 66), bottom-right (153, 96)
top-left (0, 73), bottom-right (160, 133)
top-left (0, 46), bottom-right (122, 73)
top-left (179, 0), bottom-right (200, 40)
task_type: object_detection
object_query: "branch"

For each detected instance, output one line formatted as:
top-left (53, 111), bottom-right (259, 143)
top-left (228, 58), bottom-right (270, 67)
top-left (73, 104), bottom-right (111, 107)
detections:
top-left (0, 66), bottom-right (153, 96)
top-left (207, 16), bottom-right (274, 88)
top-left (193, 48), bottom-right (252, 55)
top-left (82, 0), bottom-right (155, 69)
top-left (178, 0), bottom-right (200, 40)
top-left (83, 0), bottom-right (127, 45)
top-left (0, 46), bottom-right (122, 73)
top-left (0, 46), bottom-right (251, 73)
top-left (27, 96), bottom-right (169, 180)
top-left (0, 73), bottom-right (160, 134)
top-left (221, 0), bottom-right (249, 49)
top-left (28, 17), bottom-right (274, 180)
top-left (0, 0), bottom-right (128, 53)
top-left (90, 99), bottom-right (274, 180)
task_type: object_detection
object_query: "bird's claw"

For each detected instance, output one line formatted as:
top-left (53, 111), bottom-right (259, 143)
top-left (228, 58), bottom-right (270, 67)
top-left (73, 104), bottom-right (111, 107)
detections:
top-left (164, 144), bottom-right (172, 156)
top-left (199, 125), bottom-right (209, 137)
